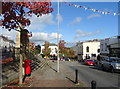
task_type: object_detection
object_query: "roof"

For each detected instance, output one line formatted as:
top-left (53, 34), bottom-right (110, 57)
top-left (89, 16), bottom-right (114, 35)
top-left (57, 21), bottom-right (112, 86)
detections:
top-left (42, 43), bottom-right (57, 46)
top-left (0, 35), bottom-right (15, 44)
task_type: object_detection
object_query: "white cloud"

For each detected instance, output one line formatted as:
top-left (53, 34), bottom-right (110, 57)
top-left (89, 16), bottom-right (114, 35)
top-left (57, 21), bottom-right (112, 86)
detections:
top-left (0, 28), bottom-right (63, 44)
top-left (30, 32), bottom-right (63, 43)
top-left (72, 17), bottom-right (82, 25)
top-left (31, 14), bottom-right (55, 24)
top-left (56, 14), bottom-right (63, 23)
top-left (0, 14), bottom-right (59, 43)
top-left (87, 14), bottom-right (101, 19)
top-left (75, 29), bottom-right (101, 39)
top-left (27, 14), bottom-right (55, 32)
top-left (49, 33), bottom-right (62, 39)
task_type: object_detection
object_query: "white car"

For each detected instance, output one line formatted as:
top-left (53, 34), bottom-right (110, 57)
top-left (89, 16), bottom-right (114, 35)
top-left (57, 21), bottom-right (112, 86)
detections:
top-left (100, 57), bottom-right (120, 73)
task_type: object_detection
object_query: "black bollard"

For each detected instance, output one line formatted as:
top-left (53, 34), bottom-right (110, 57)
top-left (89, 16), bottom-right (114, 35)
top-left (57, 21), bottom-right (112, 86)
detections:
top-left (91, 80), bottom-right (96, 89)
top-left (22, 75), bottom-right (27, 83)
top-left (75, 69), bottom-right (78, 84)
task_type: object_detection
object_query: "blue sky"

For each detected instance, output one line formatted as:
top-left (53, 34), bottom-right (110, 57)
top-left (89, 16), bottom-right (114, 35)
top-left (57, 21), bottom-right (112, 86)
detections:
top-left (0, 2), bottom-right (119, 46)
top-left (39, 2), bottom-right (118, 45)
top-left (56, 2), bottom-right (118, 41)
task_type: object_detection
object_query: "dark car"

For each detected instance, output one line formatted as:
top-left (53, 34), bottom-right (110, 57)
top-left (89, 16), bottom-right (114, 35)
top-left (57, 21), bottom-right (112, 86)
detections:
top-left (64, 57), bottom-right (70, 61)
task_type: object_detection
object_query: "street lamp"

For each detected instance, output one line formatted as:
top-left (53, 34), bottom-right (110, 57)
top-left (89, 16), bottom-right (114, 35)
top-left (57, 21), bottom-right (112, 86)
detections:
top-left (57, 0), bottom-right (60, 72)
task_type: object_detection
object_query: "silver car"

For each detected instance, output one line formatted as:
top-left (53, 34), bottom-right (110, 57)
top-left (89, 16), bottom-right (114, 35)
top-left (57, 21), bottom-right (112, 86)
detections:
top-left (100, 57), bottom-right (120, 73)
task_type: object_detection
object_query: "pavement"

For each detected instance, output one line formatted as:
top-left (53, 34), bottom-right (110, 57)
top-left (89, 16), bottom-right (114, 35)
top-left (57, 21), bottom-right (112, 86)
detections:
top-left (31, 60), bottom-right (86, 87)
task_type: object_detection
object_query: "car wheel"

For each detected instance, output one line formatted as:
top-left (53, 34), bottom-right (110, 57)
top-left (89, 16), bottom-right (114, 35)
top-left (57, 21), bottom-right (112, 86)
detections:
top-left (110, 66), bottom-right (115, 73)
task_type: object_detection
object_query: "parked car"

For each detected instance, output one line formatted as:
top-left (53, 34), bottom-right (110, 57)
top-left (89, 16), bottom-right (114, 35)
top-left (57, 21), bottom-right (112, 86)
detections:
top-left (85, 60), bottom-right (95, 66)
top-left (100, 57), bottom-right (120, 73)
top-left (64, 57), bottom-right (70, 61)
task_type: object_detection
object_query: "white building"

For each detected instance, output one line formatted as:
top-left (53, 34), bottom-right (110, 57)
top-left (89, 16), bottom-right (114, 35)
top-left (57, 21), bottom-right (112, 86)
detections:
top-left (0, 35), bottom-right (15, 52)
top-left (41, 44), bottom-right (58, 56)
top-left (74, 39), bottom-right (100, 60)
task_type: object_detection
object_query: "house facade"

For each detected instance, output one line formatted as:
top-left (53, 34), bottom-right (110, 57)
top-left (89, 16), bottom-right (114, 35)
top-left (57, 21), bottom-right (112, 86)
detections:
top-left (41, 44), bottom-right (58, 56)
top-left (100, 36), bottom-right (120, 58)
top-left (73, 39), bottom-right (100, 60)
top-left (100, 38), bottom-right (109, 56)
top-left (109, 36), bottom-right (120, 57)
top-left (0, 35), bottom-right (15, 52)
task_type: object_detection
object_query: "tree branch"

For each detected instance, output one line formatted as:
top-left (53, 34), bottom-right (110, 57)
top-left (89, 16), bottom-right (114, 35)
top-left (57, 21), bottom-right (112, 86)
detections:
top-left (14, 9), bottom-right (20, 15)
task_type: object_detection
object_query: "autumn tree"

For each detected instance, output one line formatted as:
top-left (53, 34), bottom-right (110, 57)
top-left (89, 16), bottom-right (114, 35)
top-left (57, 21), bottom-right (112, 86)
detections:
top-left (59, 40), bottom-right (65, 56)
top-left (1, 1), bottom-right (53, 53)
top-left (1, 2), bottom-right (53, 31)
top-left (59, 40), bottom-right (65, 49)
top-left (42, 41), bottom-right (51, 57)
top-left (66, 48), bottom-right (75, 58)
top-left (0, 1), bottom-right (53, 84)
top-left (59, 40), bottom-right (75, 58)
top-left (1, 1), bottom-right (53, 50)
top-left (35, 45), bottom-right (41, 54)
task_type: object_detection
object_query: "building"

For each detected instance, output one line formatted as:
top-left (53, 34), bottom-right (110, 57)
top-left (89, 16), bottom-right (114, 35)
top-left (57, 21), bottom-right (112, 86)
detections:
top-left (100, 38), bottom-right (110, 56)
top-left (73, 39), bottom-right (100, 60)
top-left (71, 41), bottom-right (82, 59)
top-left (100, 36), bottom-right (120, 58)
top-left (0, 35), bottom-right (15, 52)
top-left (41, 44), bottom-right (58, 56)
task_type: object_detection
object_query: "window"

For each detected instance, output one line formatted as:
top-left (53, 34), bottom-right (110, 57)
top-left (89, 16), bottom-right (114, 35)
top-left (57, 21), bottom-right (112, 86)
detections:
top-left (91, 54), bottom-right (96, 57)
top-left (97, 49), bottom-right (100, 53)
top-left (101, 44), bottom-right (103, 51)
top-left (86, 46), bottom-right (89, 52)
top-left (105, 43), bottom-right (107, 51)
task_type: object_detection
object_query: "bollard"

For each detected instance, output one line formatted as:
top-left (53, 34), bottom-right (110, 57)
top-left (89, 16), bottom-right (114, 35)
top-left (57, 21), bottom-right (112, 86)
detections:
top-left (91, 80), bottom-right (96, 89)
top-left (75, 69), bottom-right (78, 84)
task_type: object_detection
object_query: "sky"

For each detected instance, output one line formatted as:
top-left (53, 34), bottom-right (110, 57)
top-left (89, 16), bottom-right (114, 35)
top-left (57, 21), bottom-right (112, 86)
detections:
top-left (0, 2), bottom-right (119, 46)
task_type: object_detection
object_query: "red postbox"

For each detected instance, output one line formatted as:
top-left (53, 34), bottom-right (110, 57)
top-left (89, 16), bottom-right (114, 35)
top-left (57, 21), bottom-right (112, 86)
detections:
top-left (24, 59), bottom-right (31, 76)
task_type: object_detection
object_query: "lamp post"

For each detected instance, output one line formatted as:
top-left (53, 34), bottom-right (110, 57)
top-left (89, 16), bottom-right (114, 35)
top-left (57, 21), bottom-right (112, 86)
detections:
top-left (117, 36), bottom-right (120, 58)
top-left (57, 0), bottom-right (60, 72)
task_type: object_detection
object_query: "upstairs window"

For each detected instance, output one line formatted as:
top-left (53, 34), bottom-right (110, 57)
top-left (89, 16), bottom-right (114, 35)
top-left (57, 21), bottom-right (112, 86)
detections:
top-left (101, 44), bottom-right (103, 51)
top-left (86, 46), bottom-right (89, 52)
top-left (105, 43), bottom-right (107, 51)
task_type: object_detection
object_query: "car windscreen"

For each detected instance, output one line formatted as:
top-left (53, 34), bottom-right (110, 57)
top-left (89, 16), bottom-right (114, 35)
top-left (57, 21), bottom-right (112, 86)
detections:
top-left (116, 59), bottom-right (120, 63)
top-left (110, 58), bottom-right (120, 63)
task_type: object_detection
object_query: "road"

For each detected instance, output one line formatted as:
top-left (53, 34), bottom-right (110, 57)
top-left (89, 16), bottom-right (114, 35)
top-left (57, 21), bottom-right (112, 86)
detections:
top-left (60, 61), bottom-right (120, 87)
